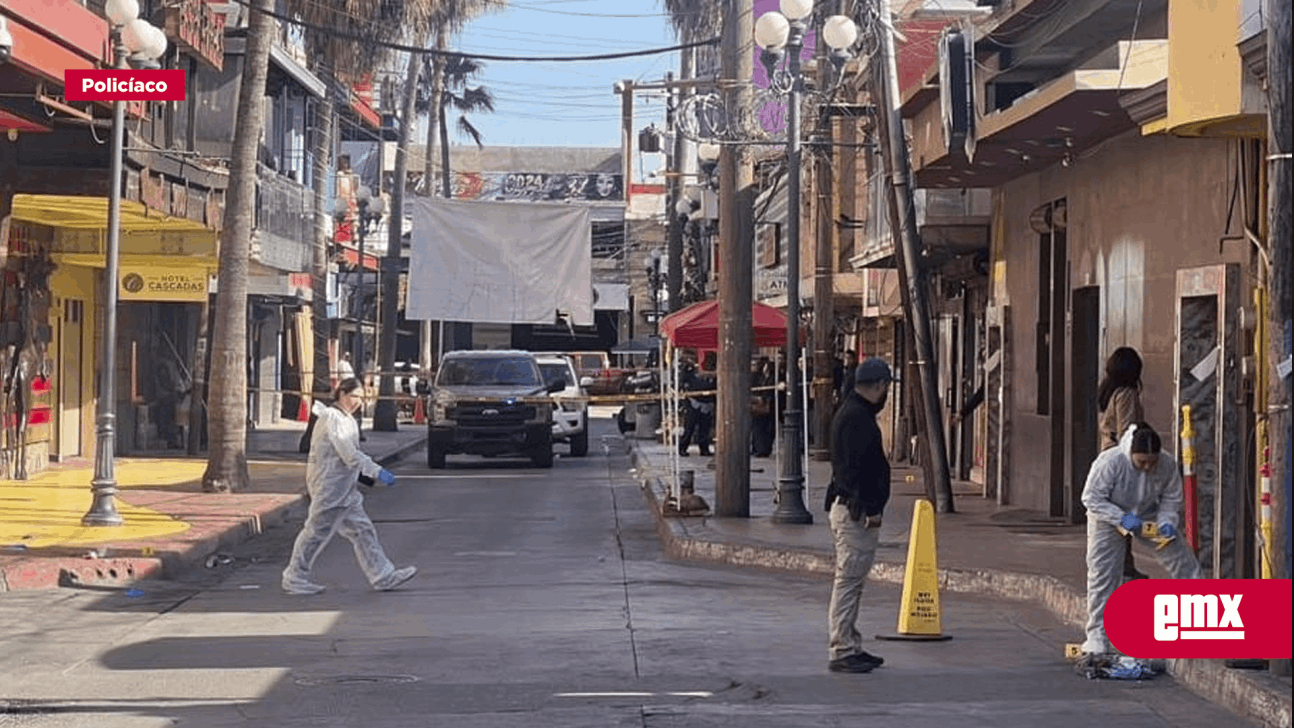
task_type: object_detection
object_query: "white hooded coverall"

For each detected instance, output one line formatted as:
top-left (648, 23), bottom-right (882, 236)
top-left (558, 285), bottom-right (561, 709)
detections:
top-left (283, 400), bottom-right (397, 588)
top-left (1080, 425), bottom-right (1203, 654)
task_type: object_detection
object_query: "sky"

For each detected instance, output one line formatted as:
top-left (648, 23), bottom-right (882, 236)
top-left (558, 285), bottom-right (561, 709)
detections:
top-left (426, 0), bottom-right (682, 160)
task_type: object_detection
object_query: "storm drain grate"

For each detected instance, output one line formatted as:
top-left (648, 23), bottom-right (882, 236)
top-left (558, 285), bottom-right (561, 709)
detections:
top-left (292, 674), bottom-right (421, 687)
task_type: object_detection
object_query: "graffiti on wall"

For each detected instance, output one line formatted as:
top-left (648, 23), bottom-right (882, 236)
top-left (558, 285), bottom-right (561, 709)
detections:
top-left (461, 172), bottom-right (622, 202)
top-left (404, 172), bottom-right (623, 202)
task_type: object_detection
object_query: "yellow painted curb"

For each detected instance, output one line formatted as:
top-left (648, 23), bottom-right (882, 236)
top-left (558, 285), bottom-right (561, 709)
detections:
top-left (0, 459), bottom-right (205, 549)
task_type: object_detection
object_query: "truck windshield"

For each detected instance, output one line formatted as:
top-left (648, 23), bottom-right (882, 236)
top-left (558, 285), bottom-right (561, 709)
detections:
top-left (538, 363), bottom-right (574, 387)
top-left (436, 357), bottom-right (541, 386)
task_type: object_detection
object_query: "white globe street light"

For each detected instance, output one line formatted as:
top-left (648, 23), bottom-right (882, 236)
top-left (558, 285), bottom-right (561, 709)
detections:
top-left (140, 22), bottom-right (169, 60)
top-left (822, 14), bottom-right (859, 50)
top-left (84, 0), bottom-right (170, 526)
top-left (779, 0), bottom-right (813, 21)
top-left (104, 0), bottom-right (139, 26)
top-left (754, 12), bottom-right (791, 51)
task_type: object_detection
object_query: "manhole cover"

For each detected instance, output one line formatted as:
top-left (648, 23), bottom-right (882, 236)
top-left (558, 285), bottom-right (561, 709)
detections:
top-left (293, 674), bottom-right (420, 687)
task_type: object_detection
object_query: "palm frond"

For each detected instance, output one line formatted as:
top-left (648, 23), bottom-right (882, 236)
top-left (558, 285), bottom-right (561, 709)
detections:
top-left (284, 0), bottom-right (443, 75)
top-left (658, 0), bottom-right (720, 41)
top-left (457, 116), bottom-right (485, 147)
top-left (453, 86), bottom-right (495, 113)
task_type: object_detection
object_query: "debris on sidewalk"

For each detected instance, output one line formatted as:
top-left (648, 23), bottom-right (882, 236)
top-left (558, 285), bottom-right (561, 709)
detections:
top-left (1075, 653), bottom-right (1166, 681)
top-left (204, 553), bottom-right (234, 569)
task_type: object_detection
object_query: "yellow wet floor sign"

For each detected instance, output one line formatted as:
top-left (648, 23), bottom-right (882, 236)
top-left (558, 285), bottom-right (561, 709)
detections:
top-left (877, 499), bottom-right (953, 641)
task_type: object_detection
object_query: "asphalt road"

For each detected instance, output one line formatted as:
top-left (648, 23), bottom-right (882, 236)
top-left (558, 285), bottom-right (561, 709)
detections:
top-left (0, 418), bottom-right (1256, 727)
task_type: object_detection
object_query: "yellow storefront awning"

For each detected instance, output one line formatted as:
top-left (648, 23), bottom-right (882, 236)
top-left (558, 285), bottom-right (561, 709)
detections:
top-left (13, 194), bottom-right (213, 233)
top-left (11, 194), bottom-right (218, 263)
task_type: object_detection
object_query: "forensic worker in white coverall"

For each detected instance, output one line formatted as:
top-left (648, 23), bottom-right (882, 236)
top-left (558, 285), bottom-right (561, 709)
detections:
top-left (281, 378), bottom-right (417, 595)
top-left (1080, 422), bottom-right (1202, 655)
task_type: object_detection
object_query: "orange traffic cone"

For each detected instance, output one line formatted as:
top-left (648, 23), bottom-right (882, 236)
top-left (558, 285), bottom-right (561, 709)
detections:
top-left (413, 396), bottom-right (426, 424)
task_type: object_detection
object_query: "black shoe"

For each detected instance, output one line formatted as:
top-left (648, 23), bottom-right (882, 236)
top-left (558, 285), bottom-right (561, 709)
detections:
top-left (854, 650), bottom-right (885, 667)
top-left (828, 654), bottom-right (878, 673)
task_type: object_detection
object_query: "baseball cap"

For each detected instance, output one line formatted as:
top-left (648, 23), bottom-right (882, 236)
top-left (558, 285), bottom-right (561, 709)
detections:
top-left (855, 357), bottom-right (898, 385)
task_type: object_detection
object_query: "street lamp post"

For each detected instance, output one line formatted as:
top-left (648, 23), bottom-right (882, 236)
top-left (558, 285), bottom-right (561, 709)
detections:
top-left (755, 0), bottom-right (857, 525)
top-left (645, 247), bottom-right (665, 335)
top-left (83, 0), bottom-right (169, 527)
top-left (339, 185), bottom-right (384, 386)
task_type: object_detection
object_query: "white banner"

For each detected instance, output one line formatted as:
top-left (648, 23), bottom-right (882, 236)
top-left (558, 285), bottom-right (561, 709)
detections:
top-left (406, 198), bottom-right (593, 325)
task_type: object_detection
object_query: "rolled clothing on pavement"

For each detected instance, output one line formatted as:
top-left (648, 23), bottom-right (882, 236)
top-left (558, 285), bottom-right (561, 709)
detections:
top-left (283, 400), bottom-right (396, 589)
top-left (1080, 424), bottom-right (1202, 654)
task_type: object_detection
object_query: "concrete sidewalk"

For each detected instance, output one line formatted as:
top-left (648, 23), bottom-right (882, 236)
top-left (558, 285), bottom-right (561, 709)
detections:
top-left (626, 436), bottom-right (1292, 728)
top-left (0, 425), bottom-right (426, 592)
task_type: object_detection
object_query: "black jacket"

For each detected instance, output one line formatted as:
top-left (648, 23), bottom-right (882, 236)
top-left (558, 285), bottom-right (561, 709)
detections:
top-left (825, 391), bottom-right (890, 520)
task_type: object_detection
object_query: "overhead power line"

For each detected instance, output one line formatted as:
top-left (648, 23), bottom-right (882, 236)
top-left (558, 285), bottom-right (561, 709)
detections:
top-left (227, 0), bottom-right (718, 63)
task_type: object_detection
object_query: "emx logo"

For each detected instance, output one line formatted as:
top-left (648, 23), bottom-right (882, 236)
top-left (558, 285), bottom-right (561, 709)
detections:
top-left (1105, 579), bottom-right (1292, 659)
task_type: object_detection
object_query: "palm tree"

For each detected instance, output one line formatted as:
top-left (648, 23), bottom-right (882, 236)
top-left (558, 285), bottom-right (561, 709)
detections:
top-left (202, 0), bottom-right (274, 492)
top-left (418, 1), bottom-right (506, 197)
top-left (432, 54), bottom-right (495, 196)
top-left (416, 51), bottom-right (497, 200)
top-left (660, 0), bottom-right (722, 43)
top-left (204, 0), bottom-right (443, 491)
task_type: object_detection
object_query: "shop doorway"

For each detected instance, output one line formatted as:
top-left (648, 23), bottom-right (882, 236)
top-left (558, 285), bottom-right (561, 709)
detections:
top-left (54, 298), bottom-right (85, 460)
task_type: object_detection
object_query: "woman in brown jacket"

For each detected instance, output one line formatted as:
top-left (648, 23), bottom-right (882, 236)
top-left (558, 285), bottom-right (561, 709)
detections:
top-left (1097, 346), bottom-right (1147, 580)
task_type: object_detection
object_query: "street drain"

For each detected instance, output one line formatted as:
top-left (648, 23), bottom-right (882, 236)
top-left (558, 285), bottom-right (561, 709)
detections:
top-left (293, 674), bottom-right (420, 687)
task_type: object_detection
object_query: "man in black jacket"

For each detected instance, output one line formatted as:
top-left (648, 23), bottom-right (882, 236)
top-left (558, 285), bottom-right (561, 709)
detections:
top-left (823, 357), bottom-right (896, 673)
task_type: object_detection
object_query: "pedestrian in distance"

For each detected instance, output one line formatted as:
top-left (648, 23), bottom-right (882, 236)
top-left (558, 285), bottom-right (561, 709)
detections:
top-left (823, 357), bottom-right (897, 674)
top-left (1098, 346), bottom-right (1148, 581)
top-left (282, 377), bottom-right (417, 596)
top-left (750, 356), bottom-right (776, 458)
top-left (1079, 422), bottom-right (1202, 658)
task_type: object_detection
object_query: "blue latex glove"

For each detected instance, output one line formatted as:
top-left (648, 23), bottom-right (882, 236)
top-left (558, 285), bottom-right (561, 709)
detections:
top-left (1157, 522), bottom-right (1177, 539)
top-left (377, 469), bottom-right (396, 486)
top-left (1119, 513), bottom-right (1143, 532)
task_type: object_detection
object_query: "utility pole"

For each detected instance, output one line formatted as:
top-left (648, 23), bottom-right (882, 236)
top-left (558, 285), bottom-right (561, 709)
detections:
top-left (811, 60), bottom-right (838, 463)
top-left (715, 0), bottom-right (755, 517)
top-left (1264, 0), bottom-right (1291, 678)
top-left (667, 51), bottom-right (694, 313)
top-left (871, 1), bottom-right (955, 513)
top-left (374, 51), bottom-right (421, 431)
top-left (618, 79), bottom-right (635, 209)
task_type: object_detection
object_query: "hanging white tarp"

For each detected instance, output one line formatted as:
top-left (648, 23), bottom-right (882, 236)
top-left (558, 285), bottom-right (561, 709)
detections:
top-left (406, 198), bottom-right (593, 325)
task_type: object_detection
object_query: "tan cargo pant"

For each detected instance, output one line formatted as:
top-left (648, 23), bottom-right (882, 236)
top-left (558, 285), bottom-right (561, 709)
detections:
top-left (827, 500), bottom-right (881, 661)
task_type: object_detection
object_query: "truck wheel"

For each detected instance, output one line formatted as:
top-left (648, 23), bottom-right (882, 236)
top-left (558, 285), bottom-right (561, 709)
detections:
top-left (570, 416), bottom-right (589, 457)
top-left (427, 441), bottom-right (446, 469)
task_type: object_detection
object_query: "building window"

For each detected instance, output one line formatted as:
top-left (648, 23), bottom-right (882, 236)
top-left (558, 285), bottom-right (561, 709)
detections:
top-left (592, 221), bottom-right (624, 259)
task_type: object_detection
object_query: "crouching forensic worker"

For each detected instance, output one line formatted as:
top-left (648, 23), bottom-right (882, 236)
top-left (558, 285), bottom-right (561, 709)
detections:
top-left (282, 378), bottom-right (418, 595)
top-left (1080, 422), bottom-right (1201, 656)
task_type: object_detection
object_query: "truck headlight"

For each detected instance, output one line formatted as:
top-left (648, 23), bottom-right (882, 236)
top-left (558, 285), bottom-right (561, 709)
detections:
top-left (432, 392), bottom-right (456, 423)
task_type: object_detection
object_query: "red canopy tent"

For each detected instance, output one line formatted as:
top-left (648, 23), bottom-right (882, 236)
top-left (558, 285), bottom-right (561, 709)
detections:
top-left (658, 300), bottom-right (803, 350)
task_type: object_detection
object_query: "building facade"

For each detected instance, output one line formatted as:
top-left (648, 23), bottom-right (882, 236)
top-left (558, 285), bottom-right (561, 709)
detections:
top-left (1, 0), bottom-right (227, 475)
top-left (893, 0), bottom-right (1272, 578)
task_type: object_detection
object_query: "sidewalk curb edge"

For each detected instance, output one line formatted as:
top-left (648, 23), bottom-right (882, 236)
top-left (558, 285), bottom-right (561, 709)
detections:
top-left (630, 445), bottom-right (1291, 728)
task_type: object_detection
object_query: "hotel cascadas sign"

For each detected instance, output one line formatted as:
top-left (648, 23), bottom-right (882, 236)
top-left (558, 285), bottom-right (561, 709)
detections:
top-left (118, 265), bottom-right (210, 302)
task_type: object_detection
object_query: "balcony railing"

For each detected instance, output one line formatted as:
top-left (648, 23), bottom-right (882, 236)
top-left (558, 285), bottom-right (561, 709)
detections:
top-left (254, 163), bottom-right (315, 273)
